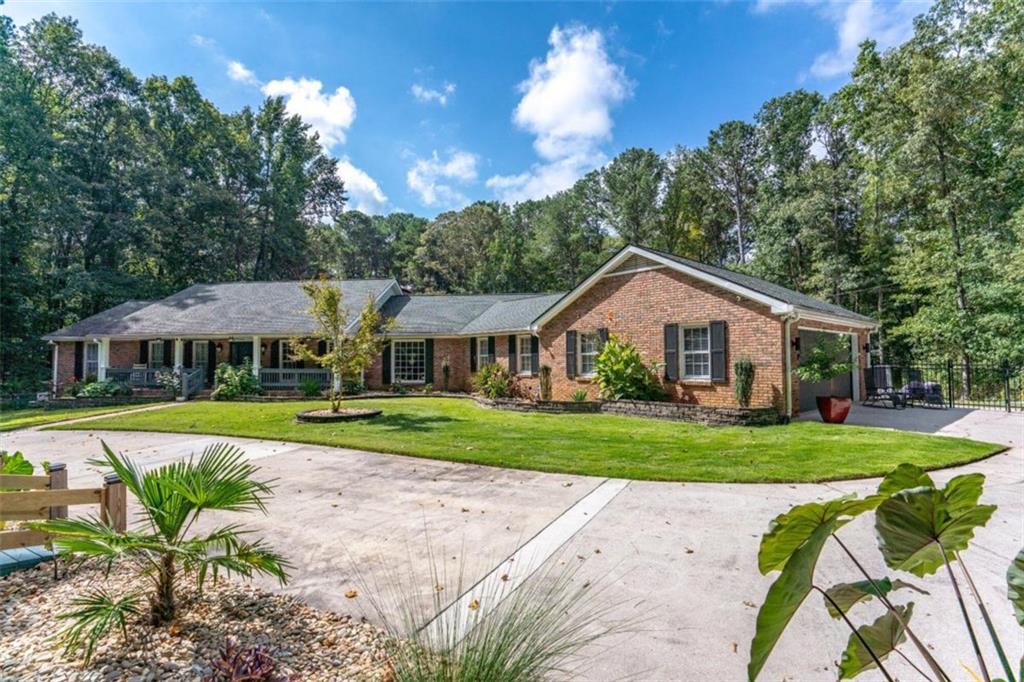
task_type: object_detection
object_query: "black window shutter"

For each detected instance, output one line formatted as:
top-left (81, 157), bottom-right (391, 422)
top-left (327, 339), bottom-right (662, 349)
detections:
top-left (470, 338), bottom-right (477, 372)
top-left (207, 341), bottom-right (217, 384)
top-left (424, 339), bottom-right (434, 384)
top-left (487, 336), bottom-right (496, 361)
top-left (507, 336), bottom-right (517, 374)
top-left (382, 341), bottom-right (391, 384)
top-left (530, 336), bottom-right (540, 376)
top-left (74, 341), bottom-right (84, 380)
top-left (317, 340), bottom-right (327, 355)
top-left (710, 321), bottom-right (727, 382)
top-left (597, 328), bottom-right (609, 350)
top-left (183, 341), bottom-right (193, 369)
top-left (270, 340), bottom-right (280, 369)
top-left (565, 330), bottom-right (577, 378)
top-left (139, 340), bottom-right (148, 365)
top-left (664, 324), bottom-right (679, 381)
top-left (163, 340), bottom-right (174, 367)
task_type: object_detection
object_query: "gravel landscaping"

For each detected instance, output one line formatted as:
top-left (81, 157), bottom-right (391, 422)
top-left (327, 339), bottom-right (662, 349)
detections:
top-left (0, 562), bottom-right (392, 681)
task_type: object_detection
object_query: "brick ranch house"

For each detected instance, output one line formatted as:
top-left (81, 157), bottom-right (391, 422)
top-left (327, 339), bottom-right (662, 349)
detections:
top-left (44, 245), bottom-right (877, 417)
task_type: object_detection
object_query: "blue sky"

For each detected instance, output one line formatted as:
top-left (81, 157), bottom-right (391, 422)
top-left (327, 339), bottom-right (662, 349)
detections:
top-left (3, 1), bottom-right (930, 216)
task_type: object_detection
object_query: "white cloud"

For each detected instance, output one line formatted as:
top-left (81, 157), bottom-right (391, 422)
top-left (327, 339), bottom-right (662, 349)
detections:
top-left (227, 60), bottom-right (260, 86)
top-left (336, 158), bottom-right (389, 214)
top-left (406, 149), bottom-right (478, 207)
top-left (755, 0), bottom-right (929, 79)
top-left (191, 33), bottom-right (216, 48)
top-left (411, 81), bottom-right (457, 106)
top-left (487, 24), bottom-right (631, 203)
top-left (261, 77), bottom-right (357, 148)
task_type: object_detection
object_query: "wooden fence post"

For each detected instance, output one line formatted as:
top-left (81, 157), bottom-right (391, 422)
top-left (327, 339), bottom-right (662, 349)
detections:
top-left (101, 473), bottom-right (127, 532)
top-left (48, 462), bottom-right (67, 520)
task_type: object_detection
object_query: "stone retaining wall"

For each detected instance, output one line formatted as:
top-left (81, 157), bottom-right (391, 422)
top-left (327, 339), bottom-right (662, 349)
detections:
top-left (480, 396), bottom-right (779, 425)
top-left (42, 396), bottom-right (167, 410)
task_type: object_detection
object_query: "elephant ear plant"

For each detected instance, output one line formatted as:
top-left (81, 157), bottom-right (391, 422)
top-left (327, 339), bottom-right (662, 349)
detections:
top-left (749, 462), bottom-right (1021, 682)
top-left (31, 441), bottom-right (290, 663)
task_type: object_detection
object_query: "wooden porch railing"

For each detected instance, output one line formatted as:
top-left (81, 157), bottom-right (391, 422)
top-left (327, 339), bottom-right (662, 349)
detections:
top-left (259, 367), bottom-right (333, 389)
top-left (0, 463), bottom-right (127, 550)
top-left (106, 366), bottom-right (167, 388)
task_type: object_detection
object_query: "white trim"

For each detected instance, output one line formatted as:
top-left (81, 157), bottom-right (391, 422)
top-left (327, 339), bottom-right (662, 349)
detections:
top-left (851, 333), bottom-right (860, 402)
top-left (391, 338), bottom-right (428, 384)
top-left (601, 264), bottom-right (666, 278)
top-left (516, 334), bottom-right (533, 376)
top-left (476, 337), bottom-right (494, 367)
top-left (783, 314), bottom-right (797, 417)
top-left (51, 343), bottom-right (59, 395)
top-left (679, 325), bottom-right (711, 380)
top-left (577, 331), bottom-right (600, 378)
top-left (793, 309), bottom-right (877, 330)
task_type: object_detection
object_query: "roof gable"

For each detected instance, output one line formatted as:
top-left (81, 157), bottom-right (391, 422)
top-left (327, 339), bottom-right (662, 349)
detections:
top-left (531, 245), bottom-right (876, 329)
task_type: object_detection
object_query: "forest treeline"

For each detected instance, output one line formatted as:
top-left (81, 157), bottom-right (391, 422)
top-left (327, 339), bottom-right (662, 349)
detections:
top-left (2, 1), bottom-right (1022, 391)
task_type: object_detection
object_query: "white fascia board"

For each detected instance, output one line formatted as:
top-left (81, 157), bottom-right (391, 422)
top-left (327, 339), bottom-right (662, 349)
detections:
top-left (793, 309), bottom-right (877, 330)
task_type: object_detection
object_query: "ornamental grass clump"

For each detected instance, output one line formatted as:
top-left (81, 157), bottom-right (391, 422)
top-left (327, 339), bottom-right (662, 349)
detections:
top-left (360, 544), bottom-right (629, 682)
top-left (32, 441), bottom-right (290, 662)
top-left (748, 462), bottom-right (1022, 682)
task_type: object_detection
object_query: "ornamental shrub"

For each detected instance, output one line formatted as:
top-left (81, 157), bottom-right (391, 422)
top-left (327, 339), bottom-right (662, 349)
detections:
top-left (473, 363), bottom-right (515, 399)
top-left (594, 336), bottom-right (664, 401)
top-left (211, 359), bottom-right (264, 400)
top-left (299, 376), bottom-right (323, 398)
top-left (734, 358), bottom-right (755, 407)
top-left (78, 380), bottom-right (131, 398)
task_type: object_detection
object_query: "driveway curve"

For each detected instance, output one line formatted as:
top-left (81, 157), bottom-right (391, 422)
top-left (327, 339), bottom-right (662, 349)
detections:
top-left (2, 408), bottom-right (1020, 681)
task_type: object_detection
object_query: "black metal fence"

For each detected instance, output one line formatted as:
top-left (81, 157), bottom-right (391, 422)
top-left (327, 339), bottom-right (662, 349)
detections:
top-left (865, 359), bottom-right (1023, 412)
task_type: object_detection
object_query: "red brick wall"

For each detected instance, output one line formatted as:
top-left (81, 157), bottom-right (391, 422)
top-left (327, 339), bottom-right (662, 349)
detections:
top-left (366, 337), bottom-right (475, 391)
top-left (110, 340), bottom-right (139, 369)
top-left (55, 342), bottom-right (77, 393)
top-left (536, 268), bottom-right (788, 409)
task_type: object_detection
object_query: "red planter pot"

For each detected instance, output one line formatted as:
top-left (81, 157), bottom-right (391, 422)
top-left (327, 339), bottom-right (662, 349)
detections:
top-left (816, 396), bottom-right (852, 424)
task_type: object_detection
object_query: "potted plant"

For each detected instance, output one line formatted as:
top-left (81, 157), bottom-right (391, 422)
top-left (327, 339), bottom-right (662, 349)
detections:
top-left (794, 336), bottom-right (853, 423)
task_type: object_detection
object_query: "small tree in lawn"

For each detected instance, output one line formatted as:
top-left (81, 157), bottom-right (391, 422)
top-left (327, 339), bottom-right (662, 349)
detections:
top-left (291, 278), bottom-right (392, 412)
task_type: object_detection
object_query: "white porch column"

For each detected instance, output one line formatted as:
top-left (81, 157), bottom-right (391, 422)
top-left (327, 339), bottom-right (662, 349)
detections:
top-left (851, 333), bottom-right (861, 402)
top-left (173, 338), bottom-right (184, 369)
top-left (51, 343), bottom-right (59, 396)
top-left (252, 336), bottom-right (261, 377)
top-left (97, 337), bottom-right (111, 381)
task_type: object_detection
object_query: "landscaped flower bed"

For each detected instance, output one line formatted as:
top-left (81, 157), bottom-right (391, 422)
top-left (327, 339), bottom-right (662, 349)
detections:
top-left (0, 563), bottom-right (392, 680)
top-left (296, 407), bottom-right (382, 422)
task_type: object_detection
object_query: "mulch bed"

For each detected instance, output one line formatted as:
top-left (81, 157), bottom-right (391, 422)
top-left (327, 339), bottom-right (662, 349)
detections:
top-left (295, 408), bottom-right (382, 423)
top-left (0, 562), bottom-right (393, 681)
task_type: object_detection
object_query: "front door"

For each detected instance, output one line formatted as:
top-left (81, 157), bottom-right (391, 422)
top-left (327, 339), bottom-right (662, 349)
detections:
top-left (192, 341), bottom-right (209, 386)
top-left (229, 341), bottom-right (253, 367)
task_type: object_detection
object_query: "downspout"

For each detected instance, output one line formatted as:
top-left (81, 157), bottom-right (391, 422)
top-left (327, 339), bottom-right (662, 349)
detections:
top-left (782, 311), bottom-right (800, 422)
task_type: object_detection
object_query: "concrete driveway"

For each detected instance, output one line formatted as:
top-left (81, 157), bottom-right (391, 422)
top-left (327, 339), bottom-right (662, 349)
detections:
top-left (2, 406), bottom-right (1021, 681)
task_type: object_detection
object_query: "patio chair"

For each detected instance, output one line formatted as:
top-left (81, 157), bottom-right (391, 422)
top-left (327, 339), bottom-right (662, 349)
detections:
top-left (862, 365), bottom-right (906, 409)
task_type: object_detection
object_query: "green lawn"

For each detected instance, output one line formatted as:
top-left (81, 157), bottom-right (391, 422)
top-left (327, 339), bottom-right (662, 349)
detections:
top-left (1, 403), bottom-right (162, 432)
top-left (49, 397), bottom-right (1004, 483)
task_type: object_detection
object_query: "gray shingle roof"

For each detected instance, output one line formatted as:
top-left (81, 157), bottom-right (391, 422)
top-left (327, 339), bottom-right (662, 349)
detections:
top-left (383, 293), bottom-right (565, 335)
top-left (641, 247), bottom-right (876, 324)
top-left (44, 280), bottom-right (397, 339)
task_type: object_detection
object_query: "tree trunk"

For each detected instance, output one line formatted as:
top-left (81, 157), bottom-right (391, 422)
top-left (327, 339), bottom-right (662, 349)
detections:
top-left (151, 553), bottom-right (177, 625)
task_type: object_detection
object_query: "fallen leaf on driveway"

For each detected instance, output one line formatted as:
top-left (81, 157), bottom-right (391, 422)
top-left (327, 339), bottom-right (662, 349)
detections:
top-left (468, 598), bottom-right (480, 611)
top-left (562, 482), bottom-right (573, 487)
top-left (500, 574), bottom-right (509, 582)
top-left (345, 589), bottom-right (358, 599)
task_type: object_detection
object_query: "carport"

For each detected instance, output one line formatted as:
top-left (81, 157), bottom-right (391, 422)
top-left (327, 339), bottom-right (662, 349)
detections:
top-left (796, 327), bottom-right (854, 412)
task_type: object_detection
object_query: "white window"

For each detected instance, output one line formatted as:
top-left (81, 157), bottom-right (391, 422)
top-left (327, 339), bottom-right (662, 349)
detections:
top-left (578, 332), bottom-right (600, 377)
top-left (148, 340), bottom-right (165, 369)
top-left (281, 341), bottom-right (296, 369)
top-left (681, 326), bottom-right (711, 379)
top-left (85, 342), bottom-right (100, 379)
top-left (477, 337), bottom-right (493, 366)
top-left (517, 335), bottom-right (533, 375)
top-left (393, 340), bottom-right (426, 384)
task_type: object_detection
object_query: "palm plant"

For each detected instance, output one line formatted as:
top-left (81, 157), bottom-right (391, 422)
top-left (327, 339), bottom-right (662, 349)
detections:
top-left (33, 441), bottom-right (289, 658)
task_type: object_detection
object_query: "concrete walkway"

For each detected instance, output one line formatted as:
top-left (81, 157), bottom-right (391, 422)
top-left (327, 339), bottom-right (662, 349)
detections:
top-left (2, 407), bottom-right (1020, 681)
